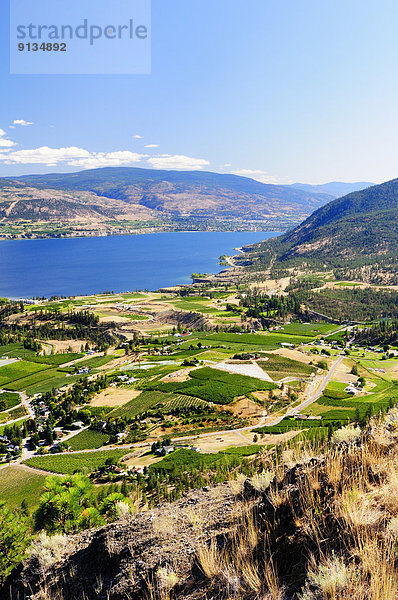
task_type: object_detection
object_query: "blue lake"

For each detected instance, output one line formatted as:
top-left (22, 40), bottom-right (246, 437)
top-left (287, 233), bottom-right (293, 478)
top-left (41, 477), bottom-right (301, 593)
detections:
top-left (0, 231), bottom-right (279, 298)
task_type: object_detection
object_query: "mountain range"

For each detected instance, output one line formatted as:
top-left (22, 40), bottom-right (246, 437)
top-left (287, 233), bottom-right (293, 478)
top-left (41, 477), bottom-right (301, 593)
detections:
top-left (0, 167), bottom-right (334, 238)
top-left (0, 167), bottom-right (331, 236)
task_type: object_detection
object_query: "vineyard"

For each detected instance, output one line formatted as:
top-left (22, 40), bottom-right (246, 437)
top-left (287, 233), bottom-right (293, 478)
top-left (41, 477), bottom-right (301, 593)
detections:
top-left (162, 394), bottom-right (209, 411)
top-left (24, 449), bottom-right (130, 474)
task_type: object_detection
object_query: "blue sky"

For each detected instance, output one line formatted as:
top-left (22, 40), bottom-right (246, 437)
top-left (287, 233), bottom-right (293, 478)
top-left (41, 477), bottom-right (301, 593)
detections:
top-left (1, 0), bottom-right (398, 183)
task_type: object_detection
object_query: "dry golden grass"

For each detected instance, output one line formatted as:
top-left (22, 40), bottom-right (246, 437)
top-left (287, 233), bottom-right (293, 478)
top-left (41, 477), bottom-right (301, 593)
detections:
top-left (90, 388), bottom-right (141, 408)
top-left (195, 410), bottom-right (398, 600)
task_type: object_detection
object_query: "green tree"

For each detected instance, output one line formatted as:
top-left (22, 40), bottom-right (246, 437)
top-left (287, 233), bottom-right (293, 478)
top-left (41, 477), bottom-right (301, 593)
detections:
top-left (0, 502), bottom-right (30, 584)
top-left (77, 507), bottom-right (105, 530)
top-left (100, 493), bottom-right (127, 521)
top-left (35, 474), bottom-right (95, 533)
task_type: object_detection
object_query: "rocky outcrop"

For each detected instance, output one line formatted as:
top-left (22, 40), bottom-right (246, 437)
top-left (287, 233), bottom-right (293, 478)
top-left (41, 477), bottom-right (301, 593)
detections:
top-left (5, 483), bottom-right (248, 600)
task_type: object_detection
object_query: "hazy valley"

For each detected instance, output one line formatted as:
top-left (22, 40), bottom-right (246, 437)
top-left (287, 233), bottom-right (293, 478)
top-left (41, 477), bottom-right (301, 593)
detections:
top-left (0, 167), bottom-right (372, 239)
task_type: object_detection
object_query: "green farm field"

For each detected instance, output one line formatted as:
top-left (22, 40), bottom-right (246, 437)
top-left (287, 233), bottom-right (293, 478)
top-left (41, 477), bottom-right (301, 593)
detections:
top-left (302, 375), bottom-right (398, 421)
top-left (259, 354), bottom-right (316, 380)
top-left (5, 366), bottom-right (82, 395)
top-left (0, 343), bottom-right (82, 365)
top-left (0, 391), bottom-right (21, 410)
top-left (143, 367), bottom-right (277, 405)
top-left (166, 297), bottom-right (239, 317)
top-left (67, 429), bottom-right (110, 451)
top-left (24, 449), bottom-right (130, 474)
top-left (174, 331), bottom-right (317, 353)
top-left (162, 394), bottom-right (209, 411)
top-left (0, 360), bottom-right (49, 388)
top-left (61, 354), bottom-right (116, 373)
top-left (0, 465), bottom-right (47, 510)
top-left (150, 446), bottom-right (261, 474)
top-left (276, 323), bottom-right (338, 337)
top-left (109, 391), bottom-right (174, 419)
top-left (0, 404), bottom-right (27, 422)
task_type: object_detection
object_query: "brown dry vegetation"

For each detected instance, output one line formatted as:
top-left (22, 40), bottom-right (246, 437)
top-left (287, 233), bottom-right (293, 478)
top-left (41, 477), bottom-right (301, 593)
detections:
top-left (271, 348), bottom-right (315, 365)
top-left (192, 414), bottom-right (398, 600)
top-left (90, 389), bottom-right (141, 408)
top-left (6, 412), bottom-right (398, 600)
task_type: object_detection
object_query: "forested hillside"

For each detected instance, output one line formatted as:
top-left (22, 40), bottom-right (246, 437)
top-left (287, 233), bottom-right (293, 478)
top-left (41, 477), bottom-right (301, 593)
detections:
top-left (238, 178), bottom-right (398, 283)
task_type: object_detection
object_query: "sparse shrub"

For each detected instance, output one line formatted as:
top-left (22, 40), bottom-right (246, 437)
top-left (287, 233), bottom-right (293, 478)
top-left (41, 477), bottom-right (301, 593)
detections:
top-left (386, 517), bottom-right (398, 538)
top-left (332, 425), bottom-right (361, 446)
top-left (156, 566), bottom-right (179, 591)
top-left (30, 532), bottom-right (69, 567)
top-left (251, 470), bottom-right (274, 492)
top-left (115, 501), bottom-right (131, 518)
top-left (300, 556), bottom-right (355, 599)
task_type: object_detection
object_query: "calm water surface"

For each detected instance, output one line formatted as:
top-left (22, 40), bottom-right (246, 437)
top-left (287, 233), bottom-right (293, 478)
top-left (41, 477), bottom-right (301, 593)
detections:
top-left (0, 231), bottom-right (279, 298)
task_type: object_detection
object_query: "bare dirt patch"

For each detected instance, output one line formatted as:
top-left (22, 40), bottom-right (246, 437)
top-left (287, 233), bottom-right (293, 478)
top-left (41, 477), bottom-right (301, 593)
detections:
top-left (191, 429), bottom-right (299, 453)
top-left (45, 340), bottom-right (86, 353)
top-left (91, 389), bottom-right (141, 408)
top-left (271, 348), bottom-right (314, 364)
top-left (212, 360), bottom-right (273, 382)
top-left (124, 451), bottom-right (163, 469)
top-left (333, 361), bottom-right (358, 384)
top-left (249, 276), bottom-right (291, 294)
top-left (194, 431), bottom-right (253, 453)
top-left (161, 368), bottom-right (192, 383)
top-left (98, 315), bottom-right (133, 324)
top-left (230, 397), bottom-right (264, 420)
top-left (252, 390), bottom-right (272, 403)
top-left (388, 362), bottom-right (398, 375)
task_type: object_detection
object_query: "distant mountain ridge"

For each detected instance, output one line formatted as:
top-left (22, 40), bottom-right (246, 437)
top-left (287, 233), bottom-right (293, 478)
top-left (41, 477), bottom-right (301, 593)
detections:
top-left (0, 167), bottom-right (333, 238)
top-left (239, 178), bottom-right (398, 284)
top-left (289, 181), bottom-right (374, 198)
top-left (16, 167), bottom-right (332, 213)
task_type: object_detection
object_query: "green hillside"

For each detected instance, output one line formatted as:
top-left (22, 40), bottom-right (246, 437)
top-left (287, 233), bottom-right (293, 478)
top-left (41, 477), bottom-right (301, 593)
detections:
top-left (238, 178), bottom-right (398, 283)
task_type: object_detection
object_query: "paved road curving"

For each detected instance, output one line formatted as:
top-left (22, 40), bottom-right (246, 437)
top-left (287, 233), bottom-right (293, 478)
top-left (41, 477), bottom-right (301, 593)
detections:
top-left (267, 355), bottom-right (345, 426)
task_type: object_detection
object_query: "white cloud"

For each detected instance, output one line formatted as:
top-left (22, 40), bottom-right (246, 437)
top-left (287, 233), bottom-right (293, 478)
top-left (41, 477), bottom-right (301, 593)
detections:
top-left (68, 151), bottom-right (146, 169)
top-left (144, 144), bottom-right (159, 148)
top-left (0, 146), bottom-right (147, 168)
top-left (13, 119), bottom-right (34, 127)
top-left (2, 146), bottom-right (91, 166)
top-left (0, 129), bottom-right (16, 149)
top-left (0, 141), bottom-right (209, 173)
top-left (132, 134), bottom-right (143, 139)
top-left (147, 154), bottom-right (210, 170)
top-left (223, 163), bottom-right (232, 167)
top-left (230, 169), bottom-right (292, 185)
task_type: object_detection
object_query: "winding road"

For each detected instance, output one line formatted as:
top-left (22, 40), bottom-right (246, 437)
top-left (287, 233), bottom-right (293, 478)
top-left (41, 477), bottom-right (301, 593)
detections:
top-left (267, 355), bottom-right (344, 426)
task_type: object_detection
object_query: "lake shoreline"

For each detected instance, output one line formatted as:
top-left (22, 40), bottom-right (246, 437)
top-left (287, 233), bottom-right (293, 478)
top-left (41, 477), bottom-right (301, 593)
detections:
top-left (0, 224), bottom-right (286, 243)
